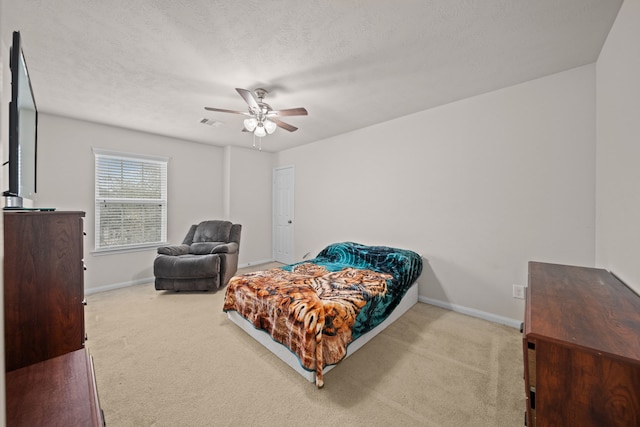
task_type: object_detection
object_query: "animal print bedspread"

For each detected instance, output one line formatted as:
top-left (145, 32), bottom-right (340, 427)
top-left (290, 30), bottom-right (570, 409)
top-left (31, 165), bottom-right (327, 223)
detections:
top-left (223, 263), bottom-right (390, 387)
top-left (223, 242), bottom-right (423, 387)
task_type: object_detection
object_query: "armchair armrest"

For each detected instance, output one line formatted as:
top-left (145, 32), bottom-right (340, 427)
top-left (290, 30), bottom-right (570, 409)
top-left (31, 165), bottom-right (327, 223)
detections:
top-left (210, 242), bottom-right (238, 254)
top-left (189, 242), bottom-right (238, 255)
top-left (157, 244), bottom-right (190, 256)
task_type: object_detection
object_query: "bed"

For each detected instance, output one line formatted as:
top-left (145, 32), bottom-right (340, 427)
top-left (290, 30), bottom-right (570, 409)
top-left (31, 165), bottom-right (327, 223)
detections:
top-left (223, 242), bottom-right (423, 387)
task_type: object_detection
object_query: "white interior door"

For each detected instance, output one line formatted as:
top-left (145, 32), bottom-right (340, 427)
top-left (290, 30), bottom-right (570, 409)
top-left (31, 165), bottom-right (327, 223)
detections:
top-left (273, 166), bottom-right (294, 264)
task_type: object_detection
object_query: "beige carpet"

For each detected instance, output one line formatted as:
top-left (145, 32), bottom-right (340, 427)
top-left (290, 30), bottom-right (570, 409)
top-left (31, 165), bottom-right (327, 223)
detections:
top-left (85, 264), bottom-right (525, 426)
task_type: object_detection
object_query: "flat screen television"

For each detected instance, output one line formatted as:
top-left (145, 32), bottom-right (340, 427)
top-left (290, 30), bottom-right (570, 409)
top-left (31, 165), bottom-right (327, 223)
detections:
top-left (3, 30), bottom-right (38, 209)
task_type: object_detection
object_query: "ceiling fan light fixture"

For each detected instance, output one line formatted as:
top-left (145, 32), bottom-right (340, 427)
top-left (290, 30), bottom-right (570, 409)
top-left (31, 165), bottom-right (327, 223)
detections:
top-left (244, 117), bottom-right (258, 132)
top-left (254, 123), bottom-right (266, 138)
top-left (264, 119), bottom-right (277, 134)
top-left (205, 88), bottom-right (307, 146)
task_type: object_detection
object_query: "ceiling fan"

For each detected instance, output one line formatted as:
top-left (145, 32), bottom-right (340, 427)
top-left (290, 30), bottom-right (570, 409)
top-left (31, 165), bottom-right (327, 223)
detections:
top-left (205, 88), bottom-right (308, 137)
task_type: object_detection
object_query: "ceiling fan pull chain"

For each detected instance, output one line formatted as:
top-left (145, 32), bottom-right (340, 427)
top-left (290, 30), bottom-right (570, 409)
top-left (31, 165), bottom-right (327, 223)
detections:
top-left (251, 133), bottom-right (263, 151)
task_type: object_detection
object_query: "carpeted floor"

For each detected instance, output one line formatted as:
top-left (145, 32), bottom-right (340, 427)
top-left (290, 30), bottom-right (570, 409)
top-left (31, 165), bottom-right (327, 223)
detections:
top-left (85, 264), bottom-right (525, 426)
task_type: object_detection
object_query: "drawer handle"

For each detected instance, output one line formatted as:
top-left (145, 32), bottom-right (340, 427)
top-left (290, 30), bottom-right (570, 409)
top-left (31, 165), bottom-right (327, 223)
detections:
top-left (529, 387), bottom-right (536, 409)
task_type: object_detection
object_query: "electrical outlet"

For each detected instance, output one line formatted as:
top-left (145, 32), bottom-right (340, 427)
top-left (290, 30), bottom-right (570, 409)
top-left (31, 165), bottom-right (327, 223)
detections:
top-left (513, 284), bottom-right (526, 299)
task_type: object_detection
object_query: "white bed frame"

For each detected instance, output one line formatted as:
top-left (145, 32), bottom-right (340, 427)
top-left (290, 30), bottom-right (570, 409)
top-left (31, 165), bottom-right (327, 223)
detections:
top-left (226, 283), bottom-right (419, 384)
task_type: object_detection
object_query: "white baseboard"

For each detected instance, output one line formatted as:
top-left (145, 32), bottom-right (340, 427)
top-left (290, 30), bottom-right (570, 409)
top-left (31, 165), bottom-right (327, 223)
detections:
top-left (419, 296), bottom-right (522, 329)
top-left (238, 258), bottom-right (276, 269)
top-left (84, 269), bottom-right (521, 332)
top-left (85, 277), bottom-right (154, 295)
top-left (85, 259), bottom-right (277, 295)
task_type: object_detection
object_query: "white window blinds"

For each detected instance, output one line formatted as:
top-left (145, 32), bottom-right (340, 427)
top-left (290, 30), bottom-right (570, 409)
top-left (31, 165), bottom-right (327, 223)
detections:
top-left (94, 149), bottom-right (168, 251)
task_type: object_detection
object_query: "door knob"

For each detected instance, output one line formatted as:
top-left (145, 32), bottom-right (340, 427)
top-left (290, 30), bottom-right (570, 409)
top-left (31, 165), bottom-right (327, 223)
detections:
top-left (288, 220), bottom-right (292, 224)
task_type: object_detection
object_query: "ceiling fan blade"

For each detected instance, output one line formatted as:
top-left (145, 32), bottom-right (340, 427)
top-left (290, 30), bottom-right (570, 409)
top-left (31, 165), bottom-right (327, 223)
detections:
top-left (236, 88), bottom-right (260, 113)
top-left (273, 118), bottom-right (298, 132)
top-left (271, 107), bottom-right (308, 117)
top-left (204, 107), bottom-right (248, 115)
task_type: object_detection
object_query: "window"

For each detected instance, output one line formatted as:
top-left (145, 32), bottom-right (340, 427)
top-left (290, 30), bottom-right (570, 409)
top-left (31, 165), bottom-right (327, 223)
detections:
top-left (94, 148), bottom-right (168, 252)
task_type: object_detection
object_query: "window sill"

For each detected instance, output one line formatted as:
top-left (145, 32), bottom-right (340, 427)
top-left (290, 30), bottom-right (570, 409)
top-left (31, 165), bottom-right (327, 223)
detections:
top-left (91, 242), bottom-right (168, 256)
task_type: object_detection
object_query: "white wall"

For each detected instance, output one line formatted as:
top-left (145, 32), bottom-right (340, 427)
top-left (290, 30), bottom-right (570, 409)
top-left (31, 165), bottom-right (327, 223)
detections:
top-left (2, 1), bottom-right (635, 422)
top-left (596, 0), bottom-right (640, 294)
top-left (277, 65), bottom-right (596, 322)
top-left (30, 114), bottom-right (275, 292)
top-left (225, 145), bottom-right (274, 265)
top-left (0, 1), bottom-right (635, 387)
top-left (36, 114), bottom-right (227, 292)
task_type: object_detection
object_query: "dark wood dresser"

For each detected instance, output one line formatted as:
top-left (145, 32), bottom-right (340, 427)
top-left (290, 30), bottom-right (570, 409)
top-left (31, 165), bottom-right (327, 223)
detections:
top-left (4, 211), bottom-right (86, 371)
top-left (6, 349), bottom-right (103, 426)
top-left (4, 211), bottom-right (104, 425)
top-left (523, 261), bottom-right (640, 427)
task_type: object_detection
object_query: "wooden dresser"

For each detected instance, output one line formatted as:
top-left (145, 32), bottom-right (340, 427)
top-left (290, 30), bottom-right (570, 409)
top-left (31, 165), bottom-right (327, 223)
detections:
top-left (4, 210), bottom-right (87, 371)
top-left (6, 349), bottom-right (103, 426)
top-left (523, 261), bottom-right (640, 427)
top-left (4, 211), bottom-right (104, 425)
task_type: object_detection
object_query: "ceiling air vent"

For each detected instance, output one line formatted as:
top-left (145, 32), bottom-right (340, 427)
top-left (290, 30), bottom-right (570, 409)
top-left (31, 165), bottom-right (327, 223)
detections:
top-left (200, 118), bottom-right (223, 127)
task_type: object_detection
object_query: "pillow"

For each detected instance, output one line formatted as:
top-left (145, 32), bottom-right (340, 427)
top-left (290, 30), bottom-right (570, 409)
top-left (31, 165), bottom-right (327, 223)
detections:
top-left (193, 221), bottom-right (232, 243)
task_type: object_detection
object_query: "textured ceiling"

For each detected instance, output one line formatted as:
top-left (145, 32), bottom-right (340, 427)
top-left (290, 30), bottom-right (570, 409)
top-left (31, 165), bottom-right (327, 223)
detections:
top-left (3, 0), bottom-right (623, 152)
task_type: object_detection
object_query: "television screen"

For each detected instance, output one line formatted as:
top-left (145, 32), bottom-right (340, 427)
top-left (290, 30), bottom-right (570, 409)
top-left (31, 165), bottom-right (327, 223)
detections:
top-left (4, 30), bottom-right (38, 208)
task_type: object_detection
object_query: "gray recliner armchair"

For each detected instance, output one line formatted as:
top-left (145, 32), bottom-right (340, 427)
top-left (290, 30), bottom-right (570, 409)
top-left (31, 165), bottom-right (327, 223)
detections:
top-left (154, 220), bottom-right (242, 291)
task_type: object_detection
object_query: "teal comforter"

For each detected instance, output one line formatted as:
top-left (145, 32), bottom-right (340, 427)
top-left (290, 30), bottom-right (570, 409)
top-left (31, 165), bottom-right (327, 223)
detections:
top-left (282, 242), bottom-right (423, 339)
